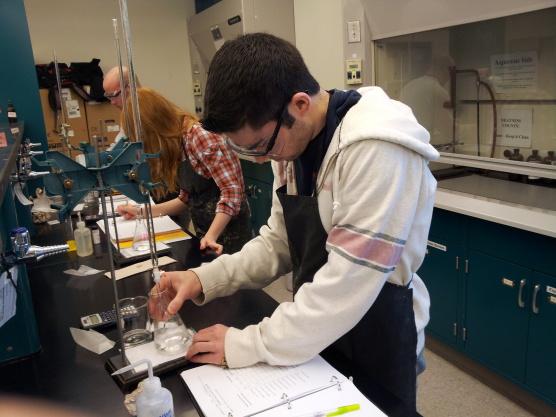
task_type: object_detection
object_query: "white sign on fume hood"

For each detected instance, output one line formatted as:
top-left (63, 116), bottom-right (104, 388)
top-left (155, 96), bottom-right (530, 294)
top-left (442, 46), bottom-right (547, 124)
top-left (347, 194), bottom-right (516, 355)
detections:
top-left (490, 51), bottom-right (538, 94)
top-left (493, 108), bottom-right (533, 148)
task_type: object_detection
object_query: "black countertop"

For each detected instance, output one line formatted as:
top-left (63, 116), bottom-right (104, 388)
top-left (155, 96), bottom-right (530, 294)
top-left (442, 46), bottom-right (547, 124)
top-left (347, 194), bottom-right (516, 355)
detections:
top-left (0, 222), bottom-right (419, 416)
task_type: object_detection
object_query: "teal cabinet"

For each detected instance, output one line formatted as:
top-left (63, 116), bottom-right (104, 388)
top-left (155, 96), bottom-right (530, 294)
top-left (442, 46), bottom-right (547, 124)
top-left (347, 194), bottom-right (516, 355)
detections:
top-left (419, 208), bottom-right (556, 408)
top-left (419, 236), bottom-right (460, 346)
top-left (0, 128), bottom-right (41, 363)
top-left (418, 208), bottom-right (466, 347)
top-left (464, 250), bottom-right (531, 381)
top-left (526, 271), bottom-right (556, 402)
top-left (240, 160), bottom-right (273, 236)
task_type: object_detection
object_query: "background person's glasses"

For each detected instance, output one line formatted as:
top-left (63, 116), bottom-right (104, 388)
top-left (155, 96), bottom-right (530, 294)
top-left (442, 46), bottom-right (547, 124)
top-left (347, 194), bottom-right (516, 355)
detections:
top-left (226, 104), bottom-right (288, 157)
top-left (104, 89), bottom-right (122, 99)
top-left (103, 84), bottom-right (129, 99)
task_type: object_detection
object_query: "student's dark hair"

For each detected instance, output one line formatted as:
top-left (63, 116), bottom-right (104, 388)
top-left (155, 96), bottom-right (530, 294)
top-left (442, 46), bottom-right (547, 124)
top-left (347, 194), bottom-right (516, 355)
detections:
top-left (201, 32), bottom-right (320, 133)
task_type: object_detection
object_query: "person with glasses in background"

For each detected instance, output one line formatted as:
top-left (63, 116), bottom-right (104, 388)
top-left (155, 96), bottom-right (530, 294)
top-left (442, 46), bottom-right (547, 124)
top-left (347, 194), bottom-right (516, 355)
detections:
top-left (116, 88), bottom-right (252, 255)
top-left (103, 68), bottom-right (190, 230)
top-left (102, 66), bottom-right (140, 110)
top-left (154, 33), bottom-right (440, 412)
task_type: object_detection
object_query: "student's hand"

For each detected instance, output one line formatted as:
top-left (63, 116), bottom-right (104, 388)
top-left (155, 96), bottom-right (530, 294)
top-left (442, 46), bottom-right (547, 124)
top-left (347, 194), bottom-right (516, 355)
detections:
top-left (152, 270), bottom-right (203, 315)
top-left (116, 204), bottom-right (139, 220)
top-left (200, 235), bottom-right (223, 256)
top-left (185, 324), bottom-right (229, 366)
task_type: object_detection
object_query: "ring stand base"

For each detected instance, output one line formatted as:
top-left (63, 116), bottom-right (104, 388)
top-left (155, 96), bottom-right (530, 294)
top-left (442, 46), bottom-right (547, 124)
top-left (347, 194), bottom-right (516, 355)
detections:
top-left (106, 352), bottom-right (191, 393)
top-left (106, 329), bottom-right (196, 393)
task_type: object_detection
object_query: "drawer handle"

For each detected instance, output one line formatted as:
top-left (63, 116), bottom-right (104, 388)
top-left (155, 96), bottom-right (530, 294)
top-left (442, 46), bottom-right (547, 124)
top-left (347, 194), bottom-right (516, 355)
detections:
top-left (532, 284), bottom-right (540, 314)
top-left (518, 279), bottom-right (526, 308)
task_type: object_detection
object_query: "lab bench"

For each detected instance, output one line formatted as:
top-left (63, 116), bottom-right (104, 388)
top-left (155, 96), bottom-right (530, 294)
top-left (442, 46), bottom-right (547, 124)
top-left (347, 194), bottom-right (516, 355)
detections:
top-left (419, 173), bottom-right (556, 416)
top-left (0, 221), bottom-right (419, 417)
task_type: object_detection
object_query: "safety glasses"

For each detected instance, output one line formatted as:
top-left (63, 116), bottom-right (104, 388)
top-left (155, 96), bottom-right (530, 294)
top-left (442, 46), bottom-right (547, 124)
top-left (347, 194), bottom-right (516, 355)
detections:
top-left (103, 84), bottom-right (129, 99)
top-left (226, 103), bottom-right (288, 157)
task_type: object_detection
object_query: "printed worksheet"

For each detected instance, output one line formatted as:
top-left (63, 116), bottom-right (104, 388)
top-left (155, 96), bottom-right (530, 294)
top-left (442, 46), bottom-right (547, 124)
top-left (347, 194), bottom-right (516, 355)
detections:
top-left (181, 355), bottom-right (386, 417)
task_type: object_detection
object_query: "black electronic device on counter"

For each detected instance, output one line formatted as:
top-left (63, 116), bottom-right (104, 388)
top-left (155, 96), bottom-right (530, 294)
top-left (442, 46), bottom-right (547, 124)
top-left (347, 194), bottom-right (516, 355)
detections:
top-left (80, 306), bottom-right (138, 330)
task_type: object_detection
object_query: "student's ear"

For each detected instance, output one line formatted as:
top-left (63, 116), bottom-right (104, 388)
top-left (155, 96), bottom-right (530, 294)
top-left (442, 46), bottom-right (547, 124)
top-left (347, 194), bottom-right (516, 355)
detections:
top-left (290, 91), bottom-right (311, 117)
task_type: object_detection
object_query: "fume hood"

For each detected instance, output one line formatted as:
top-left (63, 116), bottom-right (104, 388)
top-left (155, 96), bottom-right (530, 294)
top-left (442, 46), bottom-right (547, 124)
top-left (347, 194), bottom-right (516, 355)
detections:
top-left (188, 0), bottom-right (295, 114)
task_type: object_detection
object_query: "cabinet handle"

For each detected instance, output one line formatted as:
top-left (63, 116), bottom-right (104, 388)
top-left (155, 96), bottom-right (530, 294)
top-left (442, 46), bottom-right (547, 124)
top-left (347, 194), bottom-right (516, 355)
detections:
top-left (518, 279), bottom-right (526, 308)
top-left (532, 284), bottom-right (541, 314)
top-left (246, 185), bottom-right (258, 199)
top-left (453, 323), bottom-right (457, 336)
top-left (465, 259), bottom-right (468, 274)
top-left (455, 256), bottom-right (459, 270)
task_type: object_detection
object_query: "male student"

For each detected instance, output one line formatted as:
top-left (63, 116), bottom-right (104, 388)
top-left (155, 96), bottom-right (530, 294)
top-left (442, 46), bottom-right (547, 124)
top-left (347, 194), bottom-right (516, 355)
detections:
top-left (102, 66), bottom-right (141, 110)
top-left (156, 33), bottom-right (439, 411)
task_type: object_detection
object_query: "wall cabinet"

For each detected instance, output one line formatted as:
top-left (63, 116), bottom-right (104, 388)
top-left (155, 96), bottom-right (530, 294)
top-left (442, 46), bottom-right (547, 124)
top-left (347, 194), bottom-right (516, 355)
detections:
top-left (419, 208), bottom-right (556, 407)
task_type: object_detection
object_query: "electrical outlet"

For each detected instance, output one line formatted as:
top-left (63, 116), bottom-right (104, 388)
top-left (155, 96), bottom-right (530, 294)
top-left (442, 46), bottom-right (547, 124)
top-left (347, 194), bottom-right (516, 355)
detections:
top-left (193, 83), bottom-right (202, 96)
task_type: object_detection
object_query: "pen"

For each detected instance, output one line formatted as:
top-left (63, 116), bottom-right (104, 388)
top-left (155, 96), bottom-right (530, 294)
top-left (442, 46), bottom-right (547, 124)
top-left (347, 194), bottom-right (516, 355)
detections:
top-left (294, 404), bottom-right (360, 417)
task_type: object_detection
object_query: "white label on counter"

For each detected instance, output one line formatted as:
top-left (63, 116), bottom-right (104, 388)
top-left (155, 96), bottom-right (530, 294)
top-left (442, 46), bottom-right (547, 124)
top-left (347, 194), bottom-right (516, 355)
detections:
top-left (427, 240), bottom-right (446, 252)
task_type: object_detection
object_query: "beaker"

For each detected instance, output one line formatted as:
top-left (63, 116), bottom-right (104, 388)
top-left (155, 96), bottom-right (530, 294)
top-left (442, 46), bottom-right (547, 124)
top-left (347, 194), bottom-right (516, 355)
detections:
top-left (148, 288), bottom-right (189, 353)
top-left (132, 212), bottom-right (149, 251)
top-left (115, 296), bottom-right (152, 347)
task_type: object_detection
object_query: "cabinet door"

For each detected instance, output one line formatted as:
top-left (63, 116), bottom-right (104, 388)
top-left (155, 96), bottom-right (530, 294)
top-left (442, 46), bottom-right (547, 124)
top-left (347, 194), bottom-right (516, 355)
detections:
top-left (418, 237), bottom-right (460, 346)
top-left (526, 272), bottom-right (556, 403)
top-left (465, 250), bottom-right (531, 381)
top-left (244, 177), bottom-right (272, 236)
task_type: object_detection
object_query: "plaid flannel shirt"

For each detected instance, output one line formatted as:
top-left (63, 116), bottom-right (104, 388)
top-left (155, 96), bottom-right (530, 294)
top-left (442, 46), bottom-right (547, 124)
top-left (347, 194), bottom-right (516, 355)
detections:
top-left (179, 122), bottom-right (245, 217)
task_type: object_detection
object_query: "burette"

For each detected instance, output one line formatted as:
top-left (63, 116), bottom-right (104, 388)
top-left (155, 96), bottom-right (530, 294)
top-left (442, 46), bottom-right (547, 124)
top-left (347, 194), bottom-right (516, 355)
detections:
top-left (114, 0), bottom-right (162, 286)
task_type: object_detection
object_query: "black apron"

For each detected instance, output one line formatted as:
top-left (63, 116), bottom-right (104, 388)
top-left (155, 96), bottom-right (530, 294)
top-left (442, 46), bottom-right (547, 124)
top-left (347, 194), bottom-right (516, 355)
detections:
top-left (276, 184), bottom-right (418, 411)
top-left (177, 159), bottom-right (252, 255)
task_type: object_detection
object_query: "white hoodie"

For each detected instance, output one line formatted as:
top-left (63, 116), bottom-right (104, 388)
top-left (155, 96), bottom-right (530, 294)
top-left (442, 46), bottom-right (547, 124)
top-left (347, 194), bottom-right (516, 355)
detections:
top-left (192, 87), bottom-right (440, 368)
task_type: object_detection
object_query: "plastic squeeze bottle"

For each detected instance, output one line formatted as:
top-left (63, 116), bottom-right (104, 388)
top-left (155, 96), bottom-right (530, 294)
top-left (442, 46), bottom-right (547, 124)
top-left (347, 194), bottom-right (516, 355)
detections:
top-left (113, 359), bottom-right (174, 417)
top-left (74, 212), bottom-right (93, 257)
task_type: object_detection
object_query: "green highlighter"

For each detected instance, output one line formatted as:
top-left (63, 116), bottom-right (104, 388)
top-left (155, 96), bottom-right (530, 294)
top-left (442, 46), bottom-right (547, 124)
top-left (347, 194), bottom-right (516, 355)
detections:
top-left (296, 404), bottom-right (361, 417)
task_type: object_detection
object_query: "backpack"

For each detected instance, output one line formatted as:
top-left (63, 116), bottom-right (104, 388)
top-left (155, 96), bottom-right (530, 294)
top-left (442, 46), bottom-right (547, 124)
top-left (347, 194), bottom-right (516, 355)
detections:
top-left (35, 59), bottom-right (107, 111)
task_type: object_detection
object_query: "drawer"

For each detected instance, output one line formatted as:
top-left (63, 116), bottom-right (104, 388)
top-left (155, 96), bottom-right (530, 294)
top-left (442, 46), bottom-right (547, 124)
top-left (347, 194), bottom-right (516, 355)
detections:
top-left (468, 217), bottom-right (556, 275)
top-left (428, 208), bottom-right (463, 244)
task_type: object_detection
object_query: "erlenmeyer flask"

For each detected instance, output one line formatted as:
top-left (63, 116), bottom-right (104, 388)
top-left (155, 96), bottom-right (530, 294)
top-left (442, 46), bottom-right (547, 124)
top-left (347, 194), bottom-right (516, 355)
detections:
top-left (132, 206), bottom-right (149, 251)
top-left (148, 288), bottom-right (189, 353)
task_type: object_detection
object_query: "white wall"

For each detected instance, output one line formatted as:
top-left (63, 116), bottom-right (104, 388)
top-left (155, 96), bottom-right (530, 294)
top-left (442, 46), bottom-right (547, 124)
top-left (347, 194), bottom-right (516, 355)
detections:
top-left (23, 0), bottom-right (346, 109)
top-left (22, 0), bottom-right (555, 112)
top-left (23, 0), bottom-right (196, 111)
top-left (293, 0), bottom-right (344, 89)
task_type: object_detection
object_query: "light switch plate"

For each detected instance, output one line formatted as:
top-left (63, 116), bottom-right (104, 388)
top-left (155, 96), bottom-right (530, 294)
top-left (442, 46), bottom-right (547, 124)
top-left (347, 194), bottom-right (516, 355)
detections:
top-left (348, 21), bottom-right (361, 43)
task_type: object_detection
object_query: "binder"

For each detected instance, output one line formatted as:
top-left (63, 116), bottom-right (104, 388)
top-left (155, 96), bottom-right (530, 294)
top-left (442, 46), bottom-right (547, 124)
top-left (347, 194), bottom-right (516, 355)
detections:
top-left (180, 355), bottom-right (387, 417)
